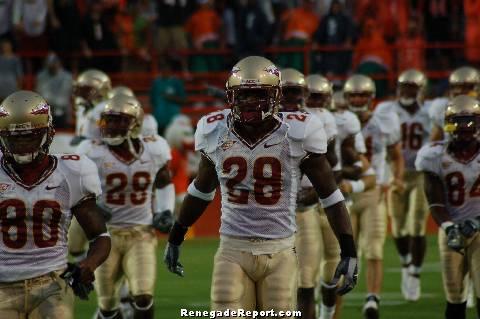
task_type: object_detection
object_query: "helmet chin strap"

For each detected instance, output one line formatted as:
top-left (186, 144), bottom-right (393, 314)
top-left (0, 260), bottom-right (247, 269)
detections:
top-left (127, 136), bottom-right (141, 160)
top-left (348, 104), bottom-right (369, 114)
top-left (12, 152), bottom-right (39, 164)
top-left (102, 136), bottom-right (125, 146)
top-left (400, 97), bottom-right (416, 106)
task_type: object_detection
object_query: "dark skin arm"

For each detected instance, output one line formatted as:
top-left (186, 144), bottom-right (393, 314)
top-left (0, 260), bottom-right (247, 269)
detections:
top-left (326, 138), bottom-right (338, 169)
top-left (301, 153), bottom-right (354, 242)
top-left (423, 171), bottom-right (451, 226)
top-left (176, 155), bottom-right (219, 227)
top-left (72, 197), bottom-right (111, 283)
top-left (340, 135), bottom-right (364, 180)
top-left (153, 162), bottom-right (173, 189)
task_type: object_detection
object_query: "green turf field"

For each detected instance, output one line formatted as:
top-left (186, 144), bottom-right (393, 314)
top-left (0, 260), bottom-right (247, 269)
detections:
top-left (76, 236), bottom-right (477, 318)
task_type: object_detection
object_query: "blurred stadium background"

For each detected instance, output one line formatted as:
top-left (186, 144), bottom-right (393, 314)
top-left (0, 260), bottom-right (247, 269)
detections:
top-left (4, 0), bottom-right (480, 317)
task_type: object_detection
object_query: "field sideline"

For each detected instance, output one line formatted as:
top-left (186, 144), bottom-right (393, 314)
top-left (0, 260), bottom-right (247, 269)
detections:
top-left (75, 236), bottom-right (477, 318)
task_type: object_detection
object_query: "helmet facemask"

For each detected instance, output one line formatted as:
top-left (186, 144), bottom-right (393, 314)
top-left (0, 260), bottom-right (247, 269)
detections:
top-left (307, 92), bottom-right (331, 109)
top-left (73, 84), bottom-right (103, 110)
top-left (449, 83), bottom-right (478, 99)
top-left (397, 83), bottom-right (422, 107)
top-left (345, 92), bottom-right (372, 115)
top-left (0, 127), bottom-right (51, 164)
top-left (445, 114), bottom-right (480, 144)
top-left (281, 86), bottom-right (305, 112)
top-left (100, 113), bottom-right (135, 146)
top-left (228, 87), bottom-right (280, 124)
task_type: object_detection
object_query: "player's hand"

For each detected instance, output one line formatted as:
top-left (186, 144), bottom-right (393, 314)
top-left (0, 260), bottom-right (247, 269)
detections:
top-left (390, 178), bottom-right (405, 193)
top-left (445, 224), bottom-right (465, 253)
top-left (331, 256), bottom-right (358, 295)
top-left (60, 262), bottom-right (95, 300)
top-left (164, 242), bottom-right (184, 277)
top-left (152, 210), bottom-right (174, 233)
top-left (459, 218), bottom-right (480, 238)
top-left (339, 181), bottom-right (353, 194)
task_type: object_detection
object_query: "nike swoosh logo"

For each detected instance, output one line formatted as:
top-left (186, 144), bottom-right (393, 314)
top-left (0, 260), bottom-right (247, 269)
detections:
top-left (140, 160), bottom-right (149, 164)
top-left (45, 185), bottom-right (60, 190)
top-left (264, 142), bottom-right (282, 148)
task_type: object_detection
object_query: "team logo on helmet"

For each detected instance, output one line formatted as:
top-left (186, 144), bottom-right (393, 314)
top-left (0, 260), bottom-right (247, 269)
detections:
top-left (31, 102), bottom-right (50, 115)
top-left (264, 65), bottom-right (280, 77)
top-left (0, 106), bottom-right (9, 117)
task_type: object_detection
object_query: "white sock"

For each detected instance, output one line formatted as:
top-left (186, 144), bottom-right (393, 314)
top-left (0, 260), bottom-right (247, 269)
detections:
top-left (400, 253), bottom-right (412, 266)
top-left (408, 264), bottom-right (422, 276)
top-left (319, 303), bottom-right (336, 319)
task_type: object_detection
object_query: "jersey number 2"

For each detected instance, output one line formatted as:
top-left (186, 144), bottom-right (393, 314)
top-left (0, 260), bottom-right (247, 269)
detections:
top-left (0, 199), bottom-right (62, 249)
top-left (106, 172), bottom-right (151, 205)
top-left (223, 156), bottom-right (282, 205)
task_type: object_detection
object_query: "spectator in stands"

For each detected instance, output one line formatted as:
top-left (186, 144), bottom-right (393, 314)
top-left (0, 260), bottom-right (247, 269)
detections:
top-left (0, 39), bottom-right (22, 100)
top-left (80, 2), bottom-right (121, 72)
top-left (313, 0), bottom-right (354, 76)
top-left (352, 19), bottom-right (392, 97)
top-left (133, 0), bottom-right (157, 61)
top-left (185, 0), bottom-right (223, 72)
top-left (0, 0), bottom-right (14, 44)
top-left (396, 17), bottom-right (425, 72)
top-left (48, 0), bottom-right (82, 69)
top-left (35, 53), bottom-right (72, 128)
top-left (225, 0), bottom-right (271, 60)
top-left (277, 0), bottom-right (319, 71)
top-left (155, 0), bottom-right (193, 71)
top-left (464, 0), bottom-right (480, 66)
top-left (150, 74), bottom-right (187, 135)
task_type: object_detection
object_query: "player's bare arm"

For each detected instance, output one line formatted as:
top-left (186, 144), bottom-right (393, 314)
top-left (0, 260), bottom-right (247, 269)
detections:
top-left (165, 154), bottom-right (219, 276)
top-left (73, 197), bottom-right (111, 282)
top-left (341, 135), bottom-right (364, 180)
top-left (387, 142), bottom-right (405, 192)
top-left (301, 152), bottom-right (358, 295)
top-left (423, 171), bottom-right (450, 226)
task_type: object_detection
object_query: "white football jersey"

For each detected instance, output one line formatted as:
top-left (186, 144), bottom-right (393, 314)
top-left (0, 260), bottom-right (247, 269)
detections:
top-left (428, 97), bottom-right (448, 129)
top-left (333, 110), bottom-right (366, 170)
top-left (416, 141), bottom-right (480, 222)
top-left (361, 108), bottom-right (401, 183)
top-left (195, 109), bottom-right (327, 239)
top-left (305, 107), bottom-right (338, 143)
top-left (78, 136), bottom-right (171, 227)
top-left (376, 100), bottom-right (431, 171)
top-left (142, 114), bottom-right (159, 136)
top-left (0, 155), bottom-right (101, 282)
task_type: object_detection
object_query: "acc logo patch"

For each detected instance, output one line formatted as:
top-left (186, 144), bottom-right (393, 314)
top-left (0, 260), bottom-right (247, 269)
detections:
top-left (0, 183), bottom-right (14, 194)
top-left (220, 140), bottom-right (237, 151)
top-left (103, 162), bottom-right (116, 169)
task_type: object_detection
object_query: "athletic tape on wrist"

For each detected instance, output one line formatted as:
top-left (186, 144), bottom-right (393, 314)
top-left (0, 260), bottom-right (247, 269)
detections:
top-left (187, 181), bottom-right (216, 201)
top-left (319, 189), bottom-right (345, 208)
top-left (441, 221), bottom-right (454, 231)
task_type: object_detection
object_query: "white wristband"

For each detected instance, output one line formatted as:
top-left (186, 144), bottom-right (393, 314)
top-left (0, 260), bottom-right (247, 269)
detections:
top-left (89, 232), bottom-right (110, 243)
top-left (319, 189), bottom-right (345, 208)
top-left (441, 221), bottom-right (454, 231)
top-left (154, 183), bottom-right (175, 213)
top-left (187, 181), bottom-right (216, 201)
top-left (353, 160), bottom-right (363, 168)
top-left (349, 180), bottom-right (365, 193)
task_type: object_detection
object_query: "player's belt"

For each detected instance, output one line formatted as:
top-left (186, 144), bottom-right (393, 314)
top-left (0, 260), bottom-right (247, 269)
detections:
top-left (0, 269), bottom-right (65, 286)
top-left (228, 235), bottom-right (274, 242)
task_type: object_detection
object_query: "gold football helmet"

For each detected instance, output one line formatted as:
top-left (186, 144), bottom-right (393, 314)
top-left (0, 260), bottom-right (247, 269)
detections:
top-left (0, 91), bottom-right (54, 164)
top-left (99, 94), bottom-right (144, 146)
top-left (448, 66), bottom-right (480, 98)
top-left (444, 95), bottom-right (480, 141)
top-left (280, 68), bottom-right (306, 112)
top-left (73, 69), bottom-right (112, 110)
top-left (343, 74), bottom-right (375, 113)
top-left (226, 56), bottom-right (281, 123)
top-left (108, 86), bottom-right (135, 99)
top-left (397, 69), bottom-right (427, 106)
top-left (332, 91), bottom-right (347, 111)
top-left (306, 74), bottom-right (332, 109)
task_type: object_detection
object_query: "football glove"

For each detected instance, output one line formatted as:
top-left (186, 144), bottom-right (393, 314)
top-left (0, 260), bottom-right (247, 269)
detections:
top-left (446, 224), bottom-right (465, 253)
top-left (459, 217), bottom-right (480, 238)
top-left (152, 210), bottom-right (174, 233)
top-left (331, 256), bottom-right (358, 295)
top-left (60, 263), bottom-right (94, 300)
top-left (164, 242), bottom-right (184, 277)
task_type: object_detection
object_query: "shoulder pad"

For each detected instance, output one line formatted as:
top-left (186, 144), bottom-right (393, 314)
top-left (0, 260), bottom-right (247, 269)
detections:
top-left (195, 109), bottom-right (229, 152)
top-left (142, 114), bottom-right (158, 136)
top-left (337, 110), bottom-right (361, 135)
top-left (75, 139), bottom-right (105, 159)
top-left (419, 141), bottom-right (446, 159)
top-left (56, 154), bottom-right (99, 177)
top-left (415, 141), bottom-right (446, 173)
top-left (282, 111), bottom-right (313, 140)
top-left (143, 135), bottom-right (172, 167)
top-left (373, 107), bottom-right (400, 135)
top-left (375, 100), bottom-right (396, 114)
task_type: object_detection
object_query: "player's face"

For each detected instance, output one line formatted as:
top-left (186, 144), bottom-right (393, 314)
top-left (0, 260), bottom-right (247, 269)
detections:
top-left (307, 92), bottom-right (330, 109)
top-left (450, 83), bottom-right (476, 98)
top-left (346, 92), bottom-right (371, 114)
top-left (0, 129), bottom-right (47, 161)
top-left (100, 113), bottom-right (133, 145)
top-left (233, 88), bottom-right (274, 124)
top-left (281, 87), bottom-right (304, 111)
top-left (72, 84), bottom-right (101, 108)
top-left (448, 115), bottom-right (480, 143)
top-left (398, 83), bottom-right (419, 106)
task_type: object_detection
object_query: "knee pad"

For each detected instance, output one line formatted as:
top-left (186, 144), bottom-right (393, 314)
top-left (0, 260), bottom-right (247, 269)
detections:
top-left (98, 309), bottom-right (123, 319)
top-left (445, 301), bottom-right (466, 319)
top-left (132, 295), bottom-right (153, 311)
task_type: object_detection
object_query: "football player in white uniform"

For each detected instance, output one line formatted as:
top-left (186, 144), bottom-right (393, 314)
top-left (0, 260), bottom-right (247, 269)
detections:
top-left (0, 91), bottom-right (111, 318)
top-left (416, 95), bottom-right (480, 319)
top-left (376, 69), bottom-right (431, 301)
top-left (344, 75), bottom-right (404, 319)
top-left (78, 94), bottom-right (174, 319)
top-left (429, 66), bottom-right (480, 141)
top-left (164, 56), bottom-right (358, 315)
top-left (279, 69), bottom-right (340, 319)
top-left (72, 69), bottom-right (111, 144)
